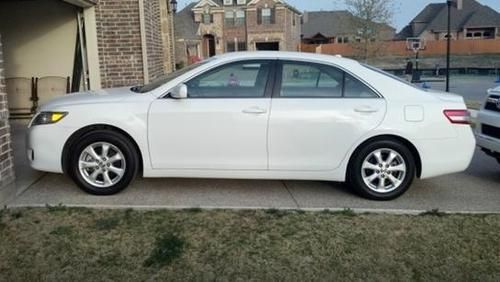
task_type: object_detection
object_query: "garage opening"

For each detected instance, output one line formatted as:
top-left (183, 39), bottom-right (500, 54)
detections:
top-left (0, 0), bottom-right (91, 118)
top-left (255, 42), bottom-right (280, 51)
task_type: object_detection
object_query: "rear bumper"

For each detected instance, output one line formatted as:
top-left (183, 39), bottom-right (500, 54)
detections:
top-left (418, 126), bottom-right (476, 179)
top-left (26, 124), bottom-right (75, 173)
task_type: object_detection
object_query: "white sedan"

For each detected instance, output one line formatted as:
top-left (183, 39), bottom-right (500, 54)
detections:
top-left (27, 52), bottom-right (475, 200)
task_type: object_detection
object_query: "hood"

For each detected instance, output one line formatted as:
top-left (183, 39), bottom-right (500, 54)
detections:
top-left (488, 85), bottom-right (500, 95)
top-left (39, 87), bottom-right (136, 111)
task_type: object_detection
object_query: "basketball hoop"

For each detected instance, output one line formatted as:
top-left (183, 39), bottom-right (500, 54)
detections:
top-left (406, 37), bottom-right (426, 53)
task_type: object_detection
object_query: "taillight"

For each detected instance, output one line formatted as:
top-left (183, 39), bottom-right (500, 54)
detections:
top-left (443, 110), bottom-right (471, 125)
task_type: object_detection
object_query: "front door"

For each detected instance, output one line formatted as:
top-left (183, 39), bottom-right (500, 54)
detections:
top-left (203, 35), bottom-right (216, 58)
top-left (148, 60), bottom-right (276, 170)
top-left (268, 60), bottom-right (386, 171)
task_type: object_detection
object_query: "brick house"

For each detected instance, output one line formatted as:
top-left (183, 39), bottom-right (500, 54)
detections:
top-left (0, 0), bottom-right (176, 192)
top-left (301, 11), bottom-right (396, 45)
top-left (175, 0), bottom-right (301, 65)
top-left (396, 0), bottom-right (500, 41)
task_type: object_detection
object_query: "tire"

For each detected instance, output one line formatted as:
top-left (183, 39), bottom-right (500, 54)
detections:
top-left (68, 130), bottom-right (139, 195)
top-left (347, 139), bottom-right (416, 201)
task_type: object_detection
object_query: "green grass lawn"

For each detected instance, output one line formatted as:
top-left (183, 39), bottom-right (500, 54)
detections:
top-left (0, 207), bottom-right (499, 281)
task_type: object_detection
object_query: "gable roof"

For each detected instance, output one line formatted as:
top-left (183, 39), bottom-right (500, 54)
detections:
top-left (301, 10), bottom-right (395, 39)
top-left (396, 0), bottom-right (500, 39)
top-left (175, 3), bottom-right (200, 41)
top-left (193, 0), bottom-right (221, 9)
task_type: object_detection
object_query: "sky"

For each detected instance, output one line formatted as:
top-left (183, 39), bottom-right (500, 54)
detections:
top-left (175, 0), bottom-right (500, 32)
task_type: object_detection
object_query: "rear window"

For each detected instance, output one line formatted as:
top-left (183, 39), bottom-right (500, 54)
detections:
top-left (362, 64), bottom-right (425, 91)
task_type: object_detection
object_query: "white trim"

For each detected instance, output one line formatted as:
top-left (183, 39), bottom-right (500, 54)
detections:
top-left (83, 7), bottom-right (101, 89)
top-left (138, 0), bottom-right (149, 84)
top-left (247, 0), bottom-right (283, 5)
top-left (193, 0), bottom-right (220, 9)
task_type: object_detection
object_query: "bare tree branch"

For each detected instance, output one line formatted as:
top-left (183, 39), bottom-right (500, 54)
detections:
top-left (344, 0), bottom-right (395, 60)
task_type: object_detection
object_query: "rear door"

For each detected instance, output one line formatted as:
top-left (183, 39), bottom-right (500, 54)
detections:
top-left (268, 60), bottom-right (386, 171)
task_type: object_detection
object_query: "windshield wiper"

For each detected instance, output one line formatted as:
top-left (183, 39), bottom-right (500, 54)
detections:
top-left (130, 85), bottom-right (142, 93)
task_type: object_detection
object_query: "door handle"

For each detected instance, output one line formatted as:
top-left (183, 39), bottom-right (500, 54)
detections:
top-left (354, 106), bottom-right (379, 113)
top-left (242, 107), bottom-right (267, 114)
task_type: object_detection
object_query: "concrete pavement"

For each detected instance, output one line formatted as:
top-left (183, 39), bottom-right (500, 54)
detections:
top-left (6, 120), bottom-right (500, 213)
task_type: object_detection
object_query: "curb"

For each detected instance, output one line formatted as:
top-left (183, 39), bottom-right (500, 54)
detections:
top-left (5, 203), bottom-right (500, 215)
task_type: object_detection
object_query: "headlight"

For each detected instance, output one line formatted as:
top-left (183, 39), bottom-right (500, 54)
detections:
top-left (31, 112), bottom-right (68, 126)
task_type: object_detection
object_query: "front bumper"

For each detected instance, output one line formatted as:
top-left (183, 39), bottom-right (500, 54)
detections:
top-left (26, 124), bottom-right (75, 173)
top-left (476, 133), bottom-right (500, 156)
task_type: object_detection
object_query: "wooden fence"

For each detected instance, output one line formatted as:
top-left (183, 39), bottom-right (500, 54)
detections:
top-left (301, 39), bottom-right (500, 57)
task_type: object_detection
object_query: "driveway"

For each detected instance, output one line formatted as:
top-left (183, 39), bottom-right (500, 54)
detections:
top-left (5, 120), bottom-right (500, 213)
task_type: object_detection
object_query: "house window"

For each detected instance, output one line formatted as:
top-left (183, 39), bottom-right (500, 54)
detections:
top-left (224, 0), bottom-right (233, 5)
top-left (259, 8), bottom-right (275, 25)
top-left (238, 41), bottom-right (247, 51)
top-left (235, 10), bottom-right (245, 26)
top-left (466, 32), bottom-right (473, 38)
top-left (474, 32), bottom-right (482, 38)
top-left (203, 13), bottom-right (213, 24)
top-left (236, 0), bottom-right (246, 5)
top-left (226, 41), bottom-right (236, 52)
top-left (225, 11), bottom-right (235, 26)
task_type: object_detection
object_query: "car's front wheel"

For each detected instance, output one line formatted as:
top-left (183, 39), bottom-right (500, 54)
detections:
top-left (68, 130), bottom-right (139, 195)
top-left (348, 140), bottom-right (416, 201)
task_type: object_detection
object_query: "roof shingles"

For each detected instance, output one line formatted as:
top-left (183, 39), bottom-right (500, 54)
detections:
top-left (397, 0), bottom-right (500, 39)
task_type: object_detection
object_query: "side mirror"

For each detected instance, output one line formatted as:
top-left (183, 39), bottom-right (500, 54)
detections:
top-left (169, 83), bottom-right (188, 99)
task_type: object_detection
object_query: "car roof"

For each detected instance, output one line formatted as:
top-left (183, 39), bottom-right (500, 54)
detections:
top-left (211, 51), bottom-right (359, 66)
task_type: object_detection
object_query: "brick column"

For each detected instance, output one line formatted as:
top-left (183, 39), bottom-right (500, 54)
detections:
top-left (0, 34), bottom-right (15, 190)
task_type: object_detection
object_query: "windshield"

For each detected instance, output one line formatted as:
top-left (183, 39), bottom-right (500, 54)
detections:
top-left (362, 64), bottom-right (424, 90)
top-left (135, 60), bottom-right (212, 93)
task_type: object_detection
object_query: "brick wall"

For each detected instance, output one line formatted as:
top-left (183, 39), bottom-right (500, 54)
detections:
top-left (302, 39), bottom-right (500, 57)
top-left (95, 0), bottom-right (174, 88)
top-left (144, 0), bottom-right (164, 81)
top-left (0, 34), bottom-right (15, 189)
top-left (95, 0), bottom-right (144, 88)
top-left (246, 0), bottom-right (296, 51)
top-left (160, 0), bottom-right (175, 73)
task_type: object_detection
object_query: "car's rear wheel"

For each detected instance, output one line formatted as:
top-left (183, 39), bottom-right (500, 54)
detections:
top-left (68, 130), bottom-right (138, 195)
top-left (348, 140), bottom-right (416, 201)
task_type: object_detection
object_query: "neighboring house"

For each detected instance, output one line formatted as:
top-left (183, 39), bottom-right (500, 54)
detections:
top-left (397, 0), bottom-right (500, 41)
top-left (301, 11), bottom-right (396, 45)
top-left (0, 0), bottom-right (176, 91)
top-left (175, 3), bottom-right (203, 67)
top-left (175, 0), bottom-right (301, 65)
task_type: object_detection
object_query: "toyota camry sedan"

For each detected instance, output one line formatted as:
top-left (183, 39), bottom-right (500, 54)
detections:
top-left (27, 52), bottom-right (475, 200)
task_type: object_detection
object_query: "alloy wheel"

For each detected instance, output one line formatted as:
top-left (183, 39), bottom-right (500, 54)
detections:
top-left (361, 148), bottom-right (407, 193)
top-left (78, 142), bottom-right (126, 188)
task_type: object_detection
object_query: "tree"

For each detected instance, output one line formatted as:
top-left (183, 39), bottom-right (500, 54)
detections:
top-left (344, 0), bottom-right (395, 60)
